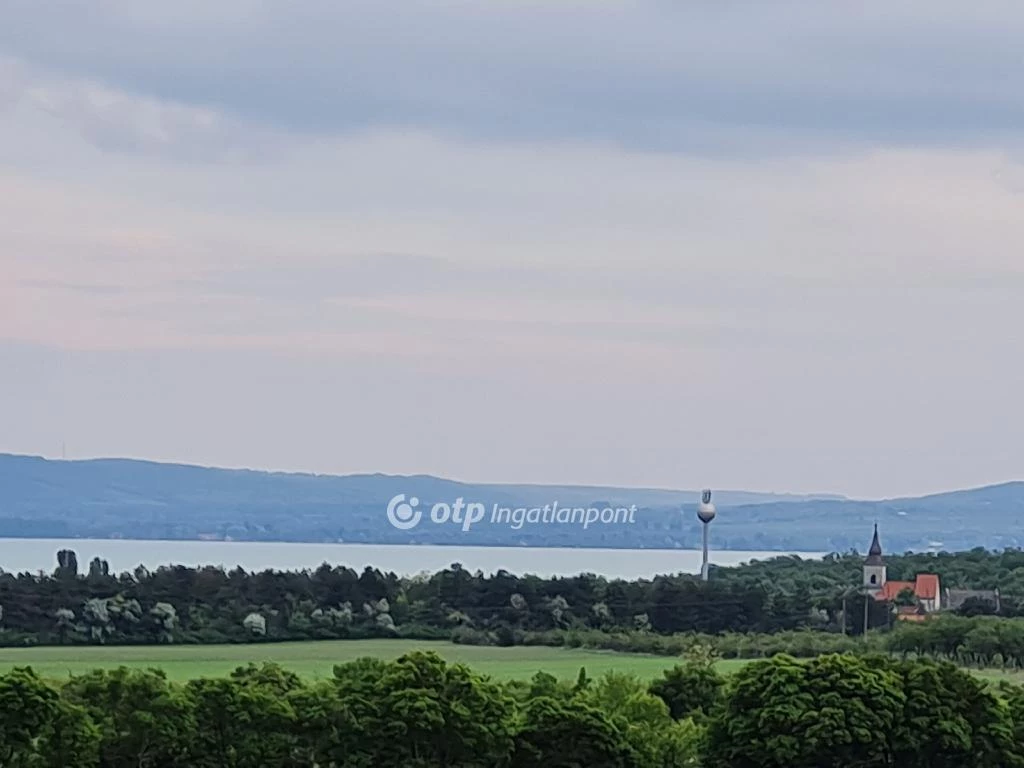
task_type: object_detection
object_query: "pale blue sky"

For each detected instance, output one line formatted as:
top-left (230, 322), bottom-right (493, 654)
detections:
top-left (2, 2), bottom-right (1023, 498)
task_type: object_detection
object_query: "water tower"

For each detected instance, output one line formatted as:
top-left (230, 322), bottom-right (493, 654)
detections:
top-left (697, 489), bottom-right (716, 581)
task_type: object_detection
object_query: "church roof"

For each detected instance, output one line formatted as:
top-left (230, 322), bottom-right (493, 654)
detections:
top-left (874, 574), bottom-right (941, 603)
top-left (915, 574), bottom-right (939, 600)
top-left (865, 523), bottom-right (884, 565)
top-left (877, 580), bottom-right (915, 601)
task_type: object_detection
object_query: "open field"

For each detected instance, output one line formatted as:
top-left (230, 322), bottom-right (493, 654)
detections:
top-left (2, 640), bottom-right (1022, 685)
top-left (0, 640), bottom-right (752, 682)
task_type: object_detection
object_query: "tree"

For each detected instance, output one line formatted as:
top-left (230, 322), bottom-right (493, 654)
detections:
top-left (895, 587), bottom-right (919, 607)
top-left (528, 671), bottom-right (567, 700)
top-left (55, 608), bottom-right (76, 645)
top-left (185, 676), bottom-right (297, 768)
top-left (368, 651), bottom-right (516, 767)
top-left (81, 599), bottom-right (112, 644)
top-left (242, 613), bottom-right (266, 636)
top-left (649, 660), bottom-right (724, 720)
top-left (149, 602), bottom-right (178, 643)
top-left (87, 558), bottom-right (110, 580)
top-left (0, 667), bottom-right (59, 768)
top-left (11, 549), bottom-right (1024, 648)
top-left (958, 596), bottom-right (999, 617)
top-left (547, 595), bottom-right (571, 628)
top-left (106, 595), bottom-right (144, 636)
top-left (230, 662), bottom-right (304, 697)
top-left (62, 667), bottom-right (194, 768)
top-left (582, 671), bottom-right (703, 766)
top-left (512, 696), bottom-right (639, 767)
top-left (998, 681), bottom-right (1024, 756)
top-left (34, 699), bottom-right (102, 768)
top-left (289, 680), bottom-right (368, 768)
top-left (874, 656), bottom-right (1023, 768)
top-left (55, 550), bottom-right (79, 580)
top-left (573, 667), bottom-right (592, 694)
top-left (706, 654), bottom-right (905, 768)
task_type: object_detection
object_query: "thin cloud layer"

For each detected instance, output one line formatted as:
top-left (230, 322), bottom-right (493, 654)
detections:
top-left (2, 3), bottom-right (1024, 497)
top-left (3, 2), bottom-right (1024, 154)
top-left (0, 56), bottom-right (277, 162)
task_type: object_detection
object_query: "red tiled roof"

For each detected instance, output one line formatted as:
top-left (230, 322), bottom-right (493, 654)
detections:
top-left (873, 574), bottom-right (940, 602)
top-left (877, 581), bottom-right (915, 601)
top-left (915, 574), bottom-right (939, 600)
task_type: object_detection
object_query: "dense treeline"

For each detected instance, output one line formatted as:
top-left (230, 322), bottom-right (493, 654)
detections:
top-left (726, 547), bottom-right (1024, 598)
top-left (453, 617), bottom-right (1024, 671)
top-left (0, 550), bottom-right (825, 647)
top-left (454, 626), bottom-right (876, 659)
top-left (708, 653), bottom-right (1024, 768)
top-left (2, 651), bottom-right (1022, 767)
top-left (2, 548), bottom-right (1024, 648)
top-left (888, 615), bottom-right (1024, 669)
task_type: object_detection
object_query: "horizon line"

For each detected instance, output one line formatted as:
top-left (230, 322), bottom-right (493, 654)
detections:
top-left (3, 450), bottom-right (1020, 504)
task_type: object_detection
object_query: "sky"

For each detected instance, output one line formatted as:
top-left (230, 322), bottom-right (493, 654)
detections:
top-left (2, 1), bottom-right (1024, 500)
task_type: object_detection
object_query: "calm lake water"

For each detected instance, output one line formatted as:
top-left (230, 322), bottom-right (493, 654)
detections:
top-left (0, 539), bottom-right (822, 579)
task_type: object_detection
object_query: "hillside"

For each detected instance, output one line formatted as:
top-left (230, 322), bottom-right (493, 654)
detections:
top-left (0, 453), bottom-right (1019, 552)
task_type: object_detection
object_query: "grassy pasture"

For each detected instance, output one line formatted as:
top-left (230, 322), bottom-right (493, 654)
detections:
top-left (1, 640), bottom-right (1021, 685)
top-left (0, 639), bottom-right (752, 682)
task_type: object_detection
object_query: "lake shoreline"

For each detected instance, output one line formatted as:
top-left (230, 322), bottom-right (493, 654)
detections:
top-left (0, 537), bottom-right (824, 580)
top-left (0, 534), bottom-right (824, 553)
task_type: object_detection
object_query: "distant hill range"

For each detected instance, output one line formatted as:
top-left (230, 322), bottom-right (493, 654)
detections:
top-left (0, 453), bottom-right (1020, 553)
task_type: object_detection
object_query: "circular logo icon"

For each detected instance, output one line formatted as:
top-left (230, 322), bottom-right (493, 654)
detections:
top-left (386, 494), bottom-right (422, 530)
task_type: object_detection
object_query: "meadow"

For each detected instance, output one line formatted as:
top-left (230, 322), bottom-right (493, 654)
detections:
top-left (0, 639), bottom-right (751, 681)
top-left (2, 639), bottom-right (1022, 685)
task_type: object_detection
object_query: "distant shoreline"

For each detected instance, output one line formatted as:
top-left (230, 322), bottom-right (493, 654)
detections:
top-left (0, 534), bottom-right (826, 555)
top-left (0, 538), bottom-right (824, 580)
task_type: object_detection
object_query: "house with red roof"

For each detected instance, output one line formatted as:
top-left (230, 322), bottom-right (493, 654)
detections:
top-left (863, 524), bottom-right (941, 615)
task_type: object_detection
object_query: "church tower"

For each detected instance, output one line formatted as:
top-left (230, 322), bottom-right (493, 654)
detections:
top-left (863, 523), bottom-right (886, 591)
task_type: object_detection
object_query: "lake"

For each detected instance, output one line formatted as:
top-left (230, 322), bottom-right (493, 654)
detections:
top-left (0, 538), bottom-right (822, 579)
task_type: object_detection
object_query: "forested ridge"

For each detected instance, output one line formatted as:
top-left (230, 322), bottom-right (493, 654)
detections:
top-left (3, 453), bottom-right (1023, 551)
top-left (3, 651), bottom-right (1024, 767)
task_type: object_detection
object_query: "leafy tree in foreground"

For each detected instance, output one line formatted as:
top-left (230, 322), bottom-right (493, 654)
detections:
top-left (185, 676), bottom-right (297, 768)
top-left (512, 696), bottom-right (639, 768)
top-left (649, 659), bottom-right (724, 720)
top-left (33, 698), bottom-right (101, 768)
top-left (4, 653), bottom-right (1024, 767)
top-left (582, 671), bottom-right (704, 767)
top-left (62, 667), bottom-right (194, 768)
top-left (874, 655), bottom-right (1023, 768)
top-left (706, 653), bottom-right (905, 768)
top-left (370, 651), bottom-right (516, 767)
top-left (289, 680), bottom-right (369, 768)
top-left (0, 667), bottom-right (59, 768)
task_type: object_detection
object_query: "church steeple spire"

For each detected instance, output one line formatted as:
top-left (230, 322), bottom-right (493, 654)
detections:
top-left (868, 524), bottom-right (884, 552)
top-left (866, 523), bottom-right (883, 562)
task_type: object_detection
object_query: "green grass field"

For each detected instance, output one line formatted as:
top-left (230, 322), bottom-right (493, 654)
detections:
top-left (0, 640), bottom-right (750, 682)
top-left (2, 640), bottom-right (1021, 685)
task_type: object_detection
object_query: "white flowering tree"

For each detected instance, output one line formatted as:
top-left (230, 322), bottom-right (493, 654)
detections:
top-left (547, 595), bottom-right (570, 628)
top-left (55, 608), bottom-right (75, 644)
top-left (82, 598), bottom-right (112, 643)
top-left (243, 613), bottom-right (267, 636)
top-left (149, 603), bottom-right (178, 643)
